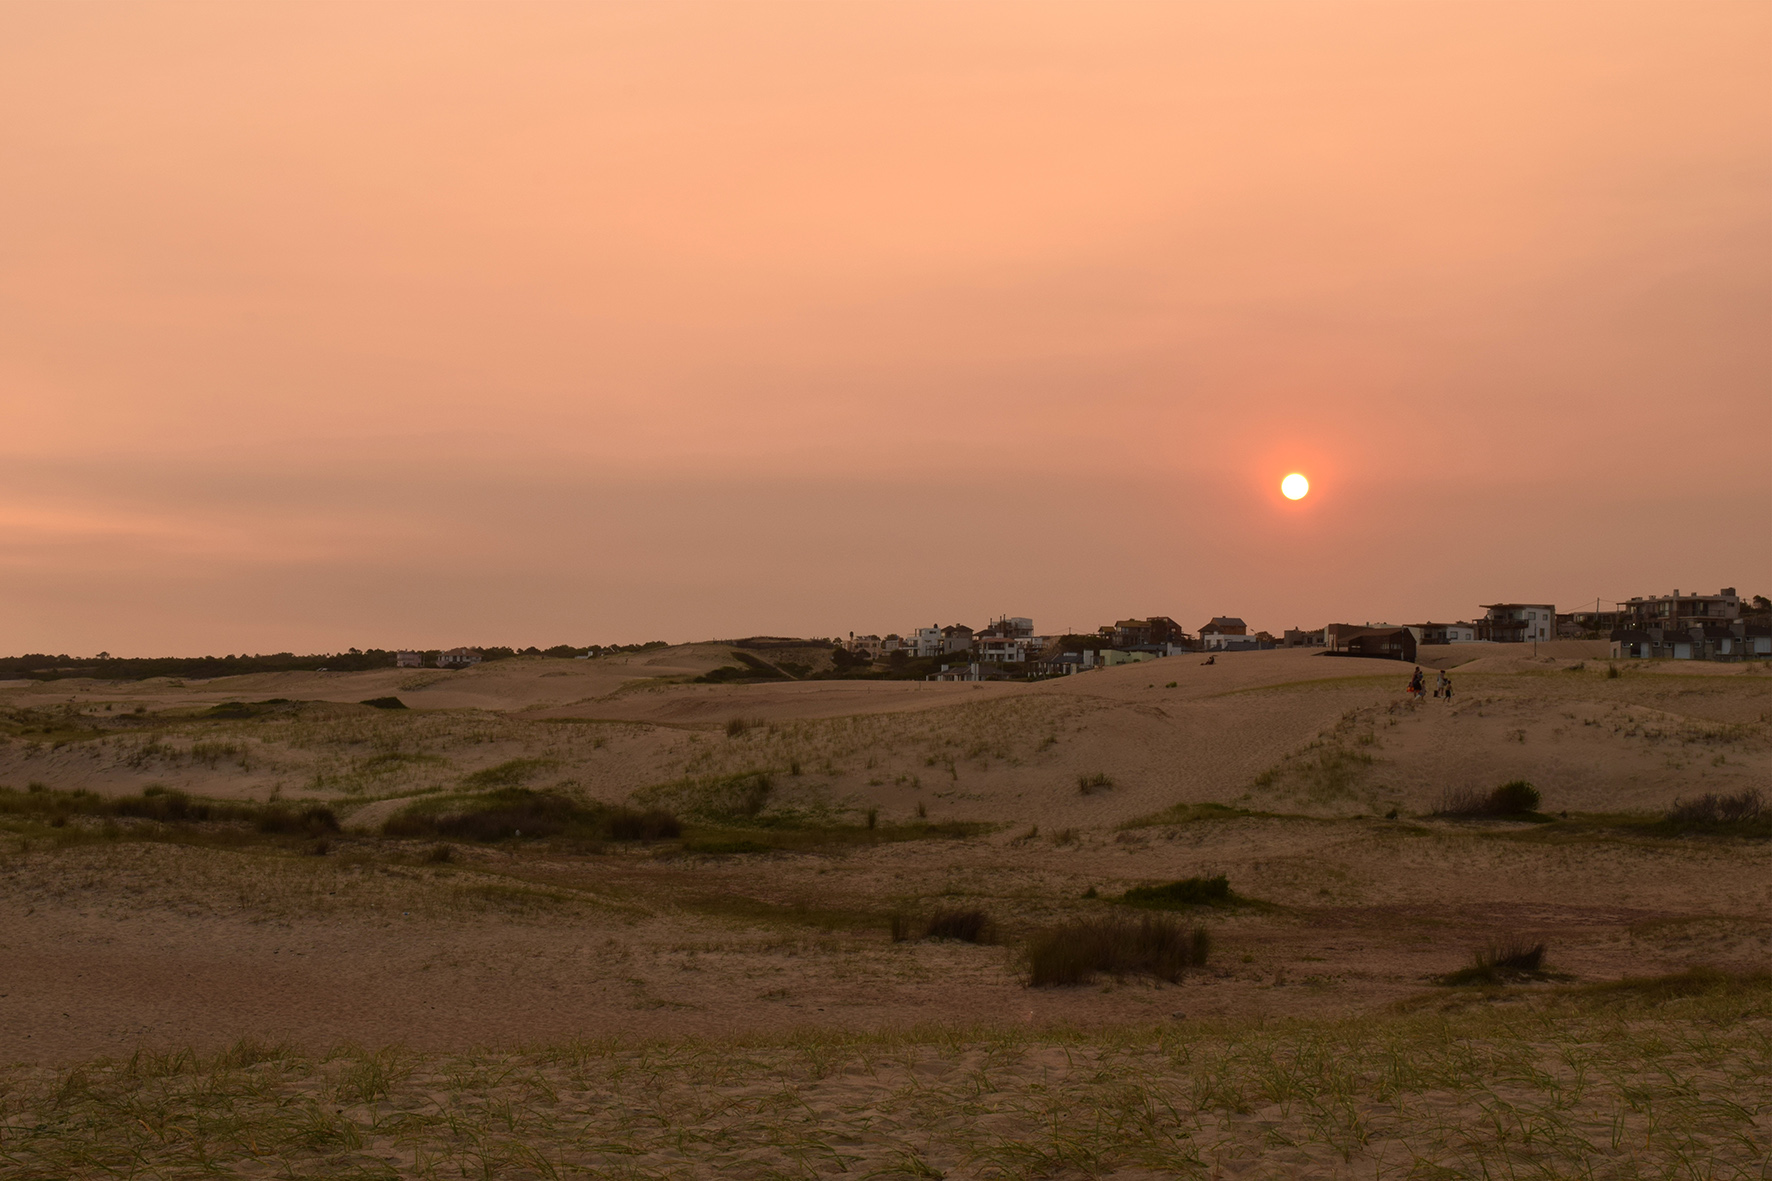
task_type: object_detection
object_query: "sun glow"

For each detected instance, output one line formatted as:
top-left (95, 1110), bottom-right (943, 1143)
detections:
top-left (1281, 473), bottom-right (1310, 500)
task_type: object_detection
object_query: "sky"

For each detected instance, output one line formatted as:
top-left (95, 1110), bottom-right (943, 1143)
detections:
top-left (2, 1), bottom-right (1768, 655)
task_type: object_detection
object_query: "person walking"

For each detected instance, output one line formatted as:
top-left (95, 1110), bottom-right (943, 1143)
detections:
top-left (1436, 669), bottom-right (1451, 699)
top-left (1408, 666), bottom-right (1425, 698)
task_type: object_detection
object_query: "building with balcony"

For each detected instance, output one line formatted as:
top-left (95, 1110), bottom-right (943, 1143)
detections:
top-left (1617, 589), bottom-right (1741, 630)
top-left (1476, 603), bottom-right (1555, 643)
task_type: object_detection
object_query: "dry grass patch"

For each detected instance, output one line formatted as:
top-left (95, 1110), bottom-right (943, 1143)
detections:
top-left (7, 983), bottom-right (1769, 1178)
top-left (1024, 913), bottom-right (1210, 987)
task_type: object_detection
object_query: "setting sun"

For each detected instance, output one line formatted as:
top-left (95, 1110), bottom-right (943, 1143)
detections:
top-left (1281, 473), bottom-right (1310, 500)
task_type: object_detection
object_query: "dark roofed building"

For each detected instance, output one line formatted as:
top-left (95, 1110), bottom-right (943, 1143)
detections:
top-left (1341, 628), bottom-right (1417, 662)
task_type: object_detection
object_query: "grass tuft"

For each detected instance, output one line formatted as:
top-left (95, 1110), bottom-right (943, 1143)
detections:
top-left (923, 908), bottom-right (996, 944)
top-left (1436, 780), bottom-right (1542, 818)
top-left (1438, 939), bottom-right (1552, 986)
top-left (1024, 914), bottom-right (1210, 987)
top-left (1119, 874), bottom-right (1235, 909)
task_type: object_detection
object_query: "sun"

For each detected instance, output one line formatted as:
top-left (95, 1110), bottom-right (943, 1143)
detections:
top-left (1281, 472), bottom-right (1310, 500)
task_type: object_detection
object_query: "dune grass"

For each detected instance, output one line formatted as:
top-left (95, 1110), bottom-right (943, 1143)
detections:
top-left (1118, 873), bottom-right (1238, 909)
top-left (1024, 913), bottom-right (1211, 986)
top-left (4, 975), bottom-right (1767, 1179)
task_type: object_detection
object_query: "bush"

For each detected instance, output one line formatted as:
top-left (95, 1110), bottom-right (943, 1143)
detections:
top-left (383, 789), bottom-right (583, 841)
top-left (1025, 915), bottom-right (1210, 987)
top-left (605, 807), bottom-right (681, 841)
top-left (1120, 874), bottom-right (1232, 909)
top-left (1668, 789), bottom-right (1763, 825)
top-left (1489, 780), bottom-right (1540, 815)
top-left (462, 758), bottom-right (554, 789)
top-left (924, 908), bottom-right (995, 944)
top-left (1439, 939), bottom-right (1549, 986)
top-left (1077, 773), bottom-right (1114, 795)
top-left (384, 791), bottom-right (681, 844)
top-left (360, 696), bottom-right (407, 710)
top-left (1436, 781), bottom-right (1541, 818)
top-left (256, 805), bottom-right (341, 837)
top-left (112, 790), bottom-right (212, 823)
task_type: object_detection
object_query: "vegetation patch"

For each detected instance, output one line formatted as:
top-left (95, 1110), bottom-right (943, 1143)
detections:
top-left (676, 819), bottom-right (991, 857)
top-left (922, 908), bottom-right (997, 944)
top-left (381, 789), bottom-right (680, 844)
top-left (1654, 789), bottom-right (1771, 837)
top-left (461, 758), bottom-right (555, 789)
top-left (359, 696), bottom-right (407, 710)
top-left (1437, 939), bottom-right (1561, 987)
top-left (1119, 802), bottom-right (1263, 829)
top-left (1118, 874), bottom-right (1238, 910)
top-left (0, 784), bottom-right (349, 848)
top-left (1435, 780), bottom-right (1548, 820)
top-left (1024, 914), bottom-right (1211, 987)
top-left (696, 652), bottom-right (791, 684)
top-left (1567, 966), bottom-right (1772, 1006)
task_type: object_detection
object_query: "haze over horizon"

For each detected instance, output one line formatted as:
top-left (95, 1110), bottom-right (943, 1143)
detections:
top-left (4, 2), bottom-right (1768, 657)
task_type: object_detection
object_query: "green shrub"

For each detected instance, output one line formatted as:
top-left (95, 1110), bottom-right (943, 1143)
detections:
top-left (1489, 780), bottom-right (1541, 815)
top-left (462, 758), bottom-right (554, 789)
top-left (1668, 789), bottom-right (1763, 825)
top-left (923, 909), bottom-right (995, 944)
top-left (1025, 915), bottom-right (1210, 987)
top-left (1436, 781), bottom-right (1542, 818)
top-left (383, 789), bottom-right (590, 842)
top-left (256, 805), bottom-right (341, 837)
top-left (1120, 874), bottom-right (1232, 909)
top-left (605, 807), bottom-right (682, 841)
top-left (1438, 939), bottom-right (1549, 986)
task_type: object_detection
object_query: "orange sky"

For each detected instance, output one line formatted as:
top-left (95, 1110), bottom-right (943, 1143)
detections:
top-left (2, 2), bottom-right (1768, 654)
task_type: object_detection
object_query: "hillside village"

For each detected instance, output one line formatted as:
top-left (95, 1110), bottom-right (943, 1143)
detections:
top-left (831, 586), bottom-right (1772, 681)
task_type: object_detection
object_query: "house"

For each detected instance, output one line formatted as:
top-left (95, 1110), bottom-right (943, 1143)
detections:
top-left (1324, 623), bottom-right (1380, 651)
top-left (1282, 628), bottom-right (1325, 648)
top-left (1476, 603), bottom-right (1555, 643)
top-left (941, 624), bottom-right (974, 654)
top-left (931, 661), bottom-right (1021, 682)
top-left (1341, 628), bottom-right (1418, 662)
top-left (437, 647), bottom-right (482, 668)
top-left (1199, 617), bottom-right (1252, 651)
top-left (975, 616), bottom-right (1038, 663)
top-left (846, 634), bottom-right (884, 658)
top-left (1033, 651), bottom-right (1096, 677)
top-left (1102, 617), bottom-right (1188, 649)
top-left (1611, 621), bottom-right (1772, 661)
top-left (1616, 589), bottom-right (1742, 630)
top-left (907, 627), bottom-right (945, 659)
top-left (1414, 622), bottom-right (1477, 645)
top-left (395, 651), bottom-right (424, 668)
top-left (1563, 607), bottom-right (1621, 637)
